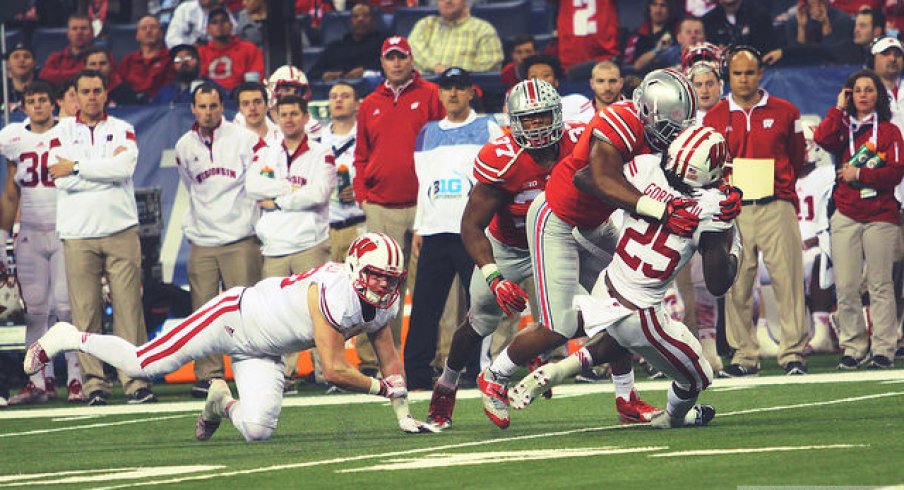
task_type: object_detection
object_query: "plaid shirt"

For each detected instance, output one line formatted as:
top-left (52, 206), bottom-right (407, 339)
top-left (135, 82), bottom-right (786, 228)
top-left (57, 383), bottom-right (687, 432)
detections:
top-left (408, 14), bottom-right (503, 74)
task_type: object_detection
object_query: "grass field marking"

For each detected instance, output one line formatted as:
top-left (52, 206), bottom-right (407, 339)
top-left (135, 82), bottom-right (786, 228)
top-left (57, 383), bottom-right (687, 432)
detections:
top-left (336, 447), bottom-right (669, 473)
top-left (50, 415), bottom-right (104, 422)
top-left (879, 379), bottom-right (904, 384)
top-left (649, 444), bottom-right (868, 458)
top-left (708, 386), bottom-right (754, 392)
top-left (0, 466), bottom-right (225, 487)
top-left (718, 391), bottom-right (904, 418)
top-left (0, 414), bottom-right (191, 439)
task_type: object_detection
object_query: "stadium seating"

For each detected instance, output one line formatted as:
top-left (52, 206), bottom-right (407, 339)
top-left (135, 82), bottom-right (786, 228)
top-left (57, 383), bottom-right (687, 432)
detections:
top-left (616, 0), bottom-right (643, 32)
top-left (5, 29), bottom-right (24, 50)
top-left (320, 12), bottom-right (351, 46)
top-left (302, 46), bottom-right (324, 73)
top-left (31, 27), bottom-right (68, 70)
top-left (390, 7), bottom-right (433, 38)
top-left (472, 0), bottom-right (531, 42)
top-left (107, 24), bottom-right (140, 63)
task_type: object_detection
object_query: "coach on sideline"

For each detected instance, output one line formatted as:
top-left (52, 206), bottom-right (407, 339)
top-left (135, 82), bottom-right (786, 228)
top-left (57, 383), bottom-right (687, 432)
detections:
top-left (48, 69), bottom-right (156, 405)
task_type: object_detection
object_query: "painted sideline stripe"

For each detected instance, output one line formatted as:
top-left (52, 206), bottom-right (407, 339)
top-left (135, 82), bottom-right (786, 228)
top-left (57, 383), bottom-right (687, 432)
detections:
top-left (0, 369), bottom-right (900, 421)
top-left (650, 444), bottom-right (867, 458)
top-left (90, 391), bottom-right (903, 489)
top-left (0, 414), bottom-right (190, 439)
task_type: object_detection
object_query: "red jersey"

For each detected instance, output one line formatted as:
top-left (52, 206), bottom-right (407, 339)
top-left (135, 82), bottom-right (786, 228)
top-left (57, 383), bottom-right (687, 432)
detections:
top-left (473, 122), bottom-right (585, 248)
top-left (198, 36), bottom-right (264, 91)
top-left (704, 91), bottom-right (806, 205)
top-left (556, 0), bottom-right (619, 69)
top-left (546, 101), bottom-right (650, 228)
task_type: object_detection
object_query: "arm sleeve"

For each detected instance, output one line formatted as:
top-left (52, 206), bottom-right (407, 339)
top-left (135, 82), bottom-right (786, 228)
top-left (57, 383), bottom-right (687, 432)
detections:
top-left (274, 152), bottom-right (338, 210)
top-left (76, 128), bottom-right (139, 182)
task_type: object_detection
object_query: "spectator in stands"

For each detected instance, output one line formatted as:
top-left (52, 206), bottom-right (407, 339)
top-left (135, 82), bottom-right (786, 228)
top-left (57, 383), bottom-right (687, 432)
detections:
top-left (151, 44), bottom-right (227, 104)
top-left (555, 0), bottom-right (619, 78)
top-left (623, 0), bottom-right (679, 72)
top-left (83, 47), bottom-right (137, 106)
top-left (235, 82), bottom-right (281, 144)
top-left (500, 35), bottom-right (535, 90)
top-left (174, 83), bottom-right (263, 399)
top-left (869, 36), bottom-right (904, 131)
top-left (639, 17), bottom-right (707, 72)
top-left (4, 44), bottom-right (36, 111)
top-left (704, 47), bottom-right (809, 377)
top-left (39, 14), bottom-right (95, 85)
top-left (827, 0), bottom-right (882, 16)
top-left (55, 78), bottom-right (80, 118)
top-left (408, 0), bottom-right (503, 75)
top-left (117, 15), bottom-right (174, 103)
top-left (764, 5), bottom-right (883, 66)
top-left (813, 69), bottom-right (904, 370)
top-left (761, 0), bottom-right (853, 66)
top-left (48, 69), bottom-right (157, 405)
top-left (589, 60), bottom-right (625, 110)
top-left (521, 54), bottom-right (593, 123)
top-left (404, 67), bottom-right (502, 390)
top-left (236, 0), bottom-right (267, 46)
top-left (323, 82), bottom-right (366, 263)
top-left (166, 0), bottom-right (235, 48)
top-left (198, 7), bottom-right (265, 92)
top-left (353, 36), bottom-right (444, 375)
top-left (310, 3), bottom-right (385, 81)
top-left (703, 0), bottom-right (775, 54)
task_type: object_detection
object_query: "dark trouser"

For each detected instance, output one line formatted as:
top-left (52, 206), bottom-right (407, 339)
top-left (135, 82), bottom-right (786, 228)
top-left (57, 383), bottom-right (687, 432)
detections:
top-left (404, 234), bottom-right (473, 389)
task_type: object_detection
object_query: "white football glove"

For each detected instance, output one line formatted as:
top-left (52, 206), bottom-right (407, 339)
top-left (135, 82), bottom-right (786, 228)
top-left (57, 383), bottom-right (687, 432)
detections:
top-left (377, 374), bottom-right (408, 399)
top-left (398, 415), bottom-right (441, 434)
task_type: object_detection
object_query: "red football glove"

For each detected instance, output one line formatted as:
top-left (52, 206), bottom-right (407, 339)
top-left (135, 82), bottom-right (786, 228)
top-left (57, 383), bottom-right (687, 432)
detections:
top-left (662, 197), bottom-right (701, 238)
top-left (487, 272), bottom-right (528, 317)
top-left (717, 183), bottom-right (743, 221)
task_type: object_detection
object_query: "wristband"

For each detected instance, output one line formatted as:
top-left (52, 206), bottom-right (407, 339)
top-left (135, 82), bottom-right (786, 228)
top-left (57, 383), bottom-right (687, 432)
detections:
top-left (72, 161), bottom-right (80, 176)
top-left (480, 263), bottom-right (502, 284)
top-left (636, 195), bottom-right (666, 220)
top-left (368, 377), bottom-right (382, 395)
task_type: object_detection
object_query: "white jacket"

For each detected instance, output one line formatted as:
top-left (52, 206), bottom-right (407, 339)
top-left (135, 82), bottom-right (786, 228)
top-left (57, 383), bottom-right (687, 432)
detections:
top-left (246, 138), bottom-right (336, 256)
top-left (175, 119), bottom-right (262, 247)
top-left (51, 114), bottom-right (139, 239)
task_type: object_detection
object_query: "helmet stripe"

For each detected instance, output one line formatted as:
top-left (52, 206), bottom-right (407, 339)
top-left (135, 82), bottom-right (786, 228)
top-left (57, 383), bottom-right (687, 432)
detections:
top-left (676, 126), bottom-right (710, 179)
top-left (526, 79), bottom-right (538, 105)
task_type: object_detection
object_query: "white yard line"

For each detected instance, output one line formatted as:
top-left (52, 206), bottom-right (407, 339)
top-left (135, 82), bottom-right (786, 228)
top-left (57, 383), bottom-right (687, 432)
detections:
top-left (0, 415), bottom-right (190, 438)
top-left (649, 444), bottom-right (868, 458)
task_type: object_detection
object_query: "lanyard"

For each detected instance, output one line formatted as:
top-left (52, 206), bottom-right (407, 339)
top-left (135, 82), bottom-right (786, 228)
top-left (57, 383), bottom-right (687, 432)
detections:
top-left (848, 112), bottom-right (878, 156)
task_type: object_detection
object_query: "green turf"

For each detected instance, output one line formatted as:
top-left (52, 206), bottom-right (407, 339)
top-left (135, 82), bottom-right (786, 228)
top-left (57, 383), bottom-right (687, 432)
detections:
top-left (1, 357), bottom-right (902, 489)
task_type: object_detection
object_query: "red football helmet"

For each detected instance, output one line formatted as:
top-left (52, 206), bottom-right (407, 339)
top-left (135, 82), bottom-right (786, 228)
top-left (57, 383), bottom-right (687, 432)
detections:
top-left (345, 233), bottom-right (407, 309)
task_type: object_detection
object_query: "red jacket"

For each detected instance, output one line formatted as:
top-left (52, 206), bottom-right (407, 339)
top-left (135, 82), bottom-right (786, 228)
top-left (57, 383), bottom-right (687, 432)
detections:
top-left (704, 91), bottom-right (806, 206)
top-left (813, 107), bottom-right (904, 224)
top-left (353, 74), bottom-right (444, 207)
top-left (198, 36), bottom-right (264, 91)
top-left (117, 48), bottom-right (173, 98)
top-left (555, 0), bottom-right (618, 69)
top-left (39, 47), bottom-right (88, 85)
top-left (500, 61), bottom-right (518, 90)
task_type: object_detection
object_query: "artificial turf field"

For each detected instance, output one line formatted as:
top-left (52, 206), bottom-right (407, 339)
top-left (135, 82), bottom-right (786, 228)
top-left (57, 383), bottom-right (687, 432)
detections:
top-left (0, 356), bottom-right (902, 489)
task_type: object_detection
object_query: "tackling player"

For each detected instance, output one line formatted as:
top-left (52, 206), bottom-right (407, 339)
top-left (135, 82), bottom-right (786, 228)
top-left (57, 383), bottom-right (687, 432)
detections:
top-left (25, 233), bottom-right (439, 440)
top-left (0, 80), bottom-right (84, 404)
top-left (509, 125), bottom-right (741, 429)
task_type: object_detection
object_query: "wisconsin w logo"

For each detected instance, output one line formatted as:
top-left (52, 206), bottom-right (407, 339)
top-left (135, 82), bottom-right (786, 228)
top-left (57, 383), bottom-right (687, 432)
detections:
top-left (349, 237), bottom-right (378, 259)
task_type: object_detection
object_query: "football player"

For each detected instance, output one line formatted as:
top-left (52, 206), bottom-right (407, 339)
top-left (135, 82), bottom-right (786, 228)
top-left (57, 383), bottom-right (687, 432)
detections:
top-left (510, 125), bottom-right (741, 429)
top-left (0, 80), bottom-right (84, 404)
top-left (25, 233), bottom-right (439, 440)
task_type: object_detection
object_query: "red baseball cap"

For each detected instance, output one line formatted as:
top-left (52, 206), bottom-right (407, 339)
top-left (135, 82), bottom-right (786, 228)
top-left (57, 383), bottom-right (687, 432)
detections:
top-left (382, 36), bottom-right (411, 57)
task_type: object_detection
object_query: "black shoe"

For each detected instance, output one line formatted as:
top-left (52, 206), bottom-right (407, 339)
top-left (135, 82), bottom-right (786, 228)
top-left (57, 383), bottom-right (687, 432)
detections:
top-left (86, 390), bottom-right (109, 406)
top-left (574, 367), bottom-right (608, 384)
top-left (127, 388), bottom-right (158, 404)
top-left (718, 363), bottom-right (758, 378)
top-left (837, 355), bottom-right (860, 370)
top-left (868, 355), bottom-right (894, 369)
top-left (191, 379), bottom-right (211, 399)
top-left (283, 379), bottom-right (298, 395)
top-left (895, 346), bottom-right (904, 360)
top-left (784, 361), bottom-right (808, 375)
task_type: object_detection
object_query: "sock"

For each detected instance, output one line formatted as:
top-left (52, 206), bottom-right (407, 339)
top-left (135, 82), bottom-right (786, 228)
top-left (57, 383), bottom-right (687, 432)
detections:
top-left (438, 365), bottom-right (461, 388)
top-left (575, 347), bottom-right (595, 370)
top-left (488, 349), bottom-right (517, 379)
top-left (81, 334), bottom-right (144, 378)
top-left (28, 371), bottom-right (46, 391)
top-left (612, 370), bottom-right (635, 401)
top-left (548, 354), bottom-right (583, 385)
top-left (65, 352), bottom-right (82, 385)
top-left (666, 382), bottom-right (697, 420)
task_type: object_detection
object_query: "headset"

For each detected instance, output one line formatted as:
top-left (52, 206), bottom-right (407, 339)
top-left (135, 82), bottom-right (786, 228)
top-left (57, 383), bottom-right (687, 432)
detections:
top-left (720, 44), bottom-right (763, 81)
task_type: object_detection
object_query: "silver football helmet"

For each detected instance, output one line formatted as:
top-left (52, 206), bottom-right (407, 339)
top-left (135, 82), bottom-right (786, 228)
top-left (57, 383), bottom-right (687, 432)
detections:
top-left (507, 79), bottom-right (563, 149)
top-left (633, 68), bottom-right (697, 152)
top-left (665, 125), bottom-right (729, 188)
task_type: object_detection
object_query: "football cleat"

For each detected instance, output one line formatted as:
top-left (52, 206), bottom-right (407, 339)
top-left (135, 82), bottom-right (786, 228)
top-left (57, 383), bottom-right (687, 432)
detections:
top-left (67, 379), bottom-right (86, 403)
top-left (24, 322), bottom-right (80, 376)
top-left (8, 382), bottom-right (49, 406)
top-left (426, 383), bottom-right (457, 430)
top-left (616, 390), bottom-right (663, 424)
top-left (23, 343), bottom-right (50, 377)
top-left (196, 379), bottom-right (233, 441)
top-left (509, 366), bottom-right (553, 410)
top-left (527, 356), bottom-right (552, 399)
top-left (44, 378), bottom-right (58, 400)
top-left (650, 404), bottom-right (716, 429)
top-left (477, 369), bottom-right (510, 429)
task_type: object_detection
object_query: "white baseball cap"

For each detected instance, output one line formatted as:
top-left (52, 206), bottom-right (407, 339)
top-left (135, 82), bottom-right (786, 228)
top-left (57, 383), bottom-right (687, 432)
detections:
top-left (871, 36), bottom-right (904, 55)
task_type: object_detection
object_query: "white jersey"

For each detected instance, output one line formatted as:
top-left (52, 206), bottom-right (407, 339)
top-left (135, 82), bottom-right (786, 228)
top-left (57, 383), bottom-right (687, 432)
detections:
top-left (561, 93), bottom-right (594, 124)
top-left (246, 138), bottom-right (337, 256)
top-left (320, 122), bottom-right (365, 224)
top-left (605, 155), bottom-right (732, 308)
top-left (238, 262), bottom-right (398, 357)
top-left (175, 119), bottom-right (263, 247)
top-left (795, 165), bottom-right (834, 241)
top-left (50, 114), bottom-right (140, 239)
top-left (0, 122), bottom-right (63, 229)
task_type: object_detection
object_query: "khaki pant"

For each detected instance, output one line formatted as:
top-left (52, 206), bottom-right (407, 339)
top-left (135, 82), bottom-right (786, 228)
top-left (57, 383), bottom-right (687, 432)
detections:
top-left (262, 240), bottom-right (331, 379)
top-left (831, 212), bottom-right (899, 360)
top-left (356, 203), bottom-right (416, 371)
top-left (189, 237), bottom-right (262, 380)
top-left (329, 221), bottom-right (367, 263)
top-left (63, 226), bottom-right (149, 396)
top-left (726, 199), bottom-right (807, 368)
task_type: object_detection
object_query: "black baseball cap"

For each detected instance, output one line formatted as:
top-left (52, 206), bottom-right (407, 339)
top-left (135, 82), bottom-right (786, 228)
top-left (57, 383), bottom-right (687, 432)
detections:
top-left (4, 43), bottom-right (34, 60)
top-left (438, 67), bottom-right (472, 89)
top-left (170, 44), bottom-right (199, 61)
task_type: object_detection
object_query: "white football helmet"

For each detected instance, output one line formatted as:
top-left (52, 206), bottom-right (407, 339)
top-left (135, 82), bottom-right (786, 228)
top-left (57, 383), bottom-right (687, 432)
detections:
top-left (681, 42), bottom-right (722, 74)
top-left (507, 79), bottom-right (564, 149)
top-left (633, 68), bottom-right (698, 152)
top-left (665, 125), bottom-right (730, 188)
top-left (800, 115), bottom-right (832, 167)
top-left (346, 233), bottom-right (407, 309)
top-left (266, 64), bottom-right (312, 105)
